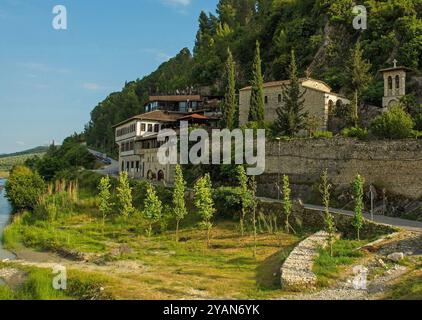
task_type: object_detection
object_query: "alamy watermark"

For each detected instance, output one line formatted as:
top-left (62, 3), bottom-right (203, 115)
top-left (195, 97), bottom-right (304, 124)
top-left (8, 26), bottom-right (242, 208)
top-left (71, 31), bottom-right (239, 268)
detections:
top-left (352, 265), bottom-right (368, 290)
top-left (52, 5), bottom-right (67, 30)
top-left (353, 5), bottom-right (367, 30)
top-left (52, 265), bottom-right (67, 290)
top-left (157, 122), bottom-right (266, 176)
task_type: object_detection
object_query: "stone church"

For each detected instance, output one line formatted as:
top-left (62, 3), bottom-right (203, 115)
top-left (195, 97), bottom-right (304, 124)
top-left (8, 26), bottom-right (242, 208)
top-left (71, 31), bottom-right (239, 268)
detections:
top-left (379, 60), bottom-right (411, 108)
top-left (238, 78), bottom-right (350, 131)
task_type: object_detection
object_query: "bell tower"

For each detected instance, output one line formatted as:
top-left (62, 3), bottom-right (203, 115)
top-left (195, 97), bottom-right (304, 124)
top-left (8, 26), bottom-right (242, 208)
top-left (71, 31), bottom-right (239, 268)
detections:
top-left (380, 60), bottom-right (410, 108)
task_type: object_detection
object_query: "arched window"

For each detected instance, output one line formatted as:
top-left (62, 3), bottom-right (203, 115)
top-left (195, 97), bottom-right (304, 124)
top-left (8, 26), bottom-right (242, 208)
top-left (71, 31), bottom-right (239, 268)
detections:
top-left (388, 76), bottom-right (393, 90)
top-left (395, 75), bottom-right (400, 89)
top-left (264, 96), bottom-right (268, 104)
top-left (278, 94), bottom-right (282, 103)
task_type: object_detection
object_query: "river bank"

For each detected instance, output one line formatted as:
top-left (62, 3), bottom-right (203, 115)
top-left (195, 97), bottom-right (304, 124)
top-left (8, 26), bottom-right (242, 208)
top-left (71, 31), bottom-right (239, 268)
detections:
top-left (0, 179), bottom-right (16, 261)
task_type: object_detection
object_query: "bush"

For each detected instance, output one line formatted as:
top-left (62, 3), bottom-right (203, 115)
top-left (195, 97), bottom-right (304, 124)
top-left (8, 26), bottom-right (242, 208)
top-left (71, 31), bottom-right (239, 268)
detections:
top-left (5, 166), bottom-right (46, 211)
top-left (213, 187), bottom-right (243, 218)
top-left (341, 127), bottom-right (369, 140)
top-left (313, 131), bottom-right (333, 139)
top-left (371, 106), bottom-right (415, 139)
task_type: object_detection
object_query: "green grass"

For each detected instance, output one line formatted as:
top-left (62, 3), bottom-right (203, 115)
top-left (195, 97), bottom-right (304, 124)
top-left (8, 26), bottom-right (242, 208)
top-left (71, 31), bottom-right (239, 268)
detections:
top-left (313, 239), bottom-right (367, 287)
top-left (3, 193), bottom-right (302, 299)
top-left (385, 272), bottom-right (422, 300)
top-left (0, 263), bottom-right (113, 300)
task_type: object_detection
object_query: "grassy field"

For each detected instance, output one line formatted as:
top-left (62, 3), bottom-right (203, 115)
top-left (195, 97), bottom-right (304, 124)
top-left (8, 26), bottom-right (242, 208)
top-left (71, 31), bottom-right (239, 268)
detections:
top-left (313, 240), bottom-right (368, 287)
top-left (0, 153), bottom-right (45, 172)
top-left (3, 191), bottom-right (302, 299)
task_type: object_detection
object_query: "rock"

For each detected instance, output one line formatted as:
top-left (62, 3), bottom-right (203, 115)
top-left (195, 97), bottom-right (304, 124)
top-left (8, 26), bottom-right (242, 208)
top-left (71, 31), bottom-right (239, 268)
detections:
top-left (378, 259), bottom-right (387, 269)
top-left (387, 252), bottom-right (404, 262)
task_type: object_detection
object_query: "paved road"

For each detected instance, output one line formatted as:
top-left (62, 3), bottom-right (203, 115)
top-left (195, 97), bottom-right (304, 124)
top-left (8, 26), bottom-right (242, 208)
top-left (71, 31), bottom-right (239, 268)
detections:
top-left (87, 148), bottom-right (119, 176)
top-left (258, 197), bottom-right (422, 233)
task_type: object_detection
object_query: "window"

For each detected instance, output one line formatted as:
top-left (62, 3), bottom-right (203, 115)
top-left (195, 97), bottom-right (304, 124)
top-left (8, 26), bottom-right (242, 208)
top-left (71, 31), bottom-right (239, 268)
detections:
top-left (278, 94), bottom-right (282, 103)
top-left (388, 76), bottom-right (393, 90)
top-left (141, 123), bottom-right (146, 131)
top-left (154, 124), bottom-right (159, 132)
top-left (136, 161), bottom-right (140, 171)
top-left (395, 75), bottom-right (400, 89)
top-left (131, 161), bottom-right (134, 169)
top-left (148, 124), bottom-right (153, 132)
top-left (264, 96), bottom-right (268, 104)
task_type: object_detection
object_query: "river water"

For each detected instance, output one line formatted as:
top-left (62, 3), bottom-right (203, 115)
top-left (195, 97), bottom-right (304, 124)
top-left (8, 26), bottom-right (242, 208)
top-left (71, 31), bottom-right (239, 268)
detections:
top-left (0, 179), bottom-right (16, 261)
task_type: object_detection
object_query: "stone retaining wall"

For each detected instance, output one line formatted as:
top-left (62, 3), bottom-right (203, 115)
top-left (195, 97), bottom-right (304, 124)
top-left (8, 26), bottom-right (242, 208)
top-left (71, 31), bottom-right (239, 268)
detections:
top-left (260, 137), bottom-right (422, 200)
top-left (280, 231), bottom-right (329, 291)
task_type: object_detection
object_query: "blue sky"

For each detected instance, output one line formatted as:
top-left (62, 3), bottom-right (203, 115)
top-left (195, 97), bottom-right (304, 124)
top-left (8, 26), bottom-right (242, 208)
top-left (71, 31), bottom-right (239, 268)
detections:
top-left (0, 0), bottom-right (218, 154)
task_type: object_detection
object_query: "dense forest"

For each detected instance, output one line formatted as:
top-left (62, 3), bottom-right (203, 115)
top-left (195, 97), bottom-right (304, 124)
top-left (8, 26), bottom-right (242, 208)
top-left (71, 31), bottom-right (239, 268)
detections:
top-left (84, 0), bottom-right (422, 156)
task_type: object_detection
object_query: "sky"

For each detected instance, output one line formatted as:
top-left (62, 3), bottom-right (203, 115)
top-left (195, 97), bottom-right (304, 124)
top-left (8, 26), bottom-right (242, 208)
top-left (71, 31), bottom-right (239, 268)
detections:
top-left (0, 0), bottom-right (219, 154)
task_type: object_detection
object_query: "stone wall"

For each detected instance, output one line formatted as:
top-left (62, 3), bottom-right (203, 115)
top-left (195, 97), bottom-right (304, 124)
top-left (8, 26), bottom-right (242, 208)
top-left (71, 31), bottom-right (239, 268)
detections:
top-left (258, 201), bottom-right (396, 238)
top-left (259, 137), bottom-right (422, 200)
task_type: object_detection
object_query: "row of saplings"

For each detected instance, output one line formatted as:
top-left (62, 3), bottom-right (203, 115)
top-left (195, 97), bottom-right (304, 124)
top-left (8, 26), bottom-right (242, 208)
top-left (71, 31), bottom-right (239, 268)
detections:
top-left (97, 165), bottom-right (367, 257)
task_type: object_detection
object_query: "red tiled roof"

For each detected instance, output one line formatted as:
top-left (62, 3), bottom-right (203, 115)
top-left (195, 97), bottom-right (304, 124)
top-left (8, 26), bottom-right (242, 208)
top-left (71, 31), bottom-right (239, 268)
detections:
top-left (148, 95), bottom-right (202, 103)
top-left (178, 113), bottom-right (210, 120)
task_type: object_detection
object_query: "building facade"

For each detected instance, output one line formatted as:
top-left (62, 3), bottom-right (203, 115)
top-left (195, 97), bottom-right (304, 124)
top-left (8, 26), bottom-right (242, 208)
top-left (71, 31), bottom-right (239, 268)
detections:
top-left (380, 61), bottom-right (411, 108)
top-left (239, 78), bottom-right (350, 130)
top-left (114, 108), bottom-right (219, 184)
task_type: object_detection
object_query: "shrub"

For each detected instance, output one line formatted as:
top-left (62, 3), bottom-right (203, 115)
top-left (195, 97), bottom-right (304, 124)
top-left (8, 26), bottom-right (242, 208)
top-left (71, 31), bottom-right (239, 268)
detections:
top-left (341, 127), bottom-right (369, 140)
top-left (213, 187), bottom-right (243, 218)
top-left (371, 106), bottom-right (415, 139)
top-left (5, 166), bottom-right (46, 211)
top-left (313, 131), bottom-right (333, 139)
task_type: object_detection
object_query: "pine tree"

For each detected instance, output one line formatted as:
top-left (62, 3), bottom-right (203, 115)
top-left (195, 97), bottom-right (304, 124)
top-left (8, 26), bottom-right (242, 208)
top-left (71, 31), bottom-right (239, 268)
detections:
top-left (194, 173), bottom-right (216, 247)
top-left (319, 169), bottom-right (336, 257)
top-left (348, 42), bottom-right (372, 127)
top-left (248, 41), bottom-right (265, 124)
top-left (275, 50), bottom-right (308, 136)
top-left (143, 183), bottom-right (163, 237)
top-left (173, 164), bottom-right (188, 242)
top-left (116, 172), bottom-right (135, 218)
top-left (352, 174), bottom-right (365, 240)
top-left (98, 175), bottom-right (113, 232)
top-left (223, 48), bottom-right (237, 129)
top-left (283, 175), bottom-right (293, 234)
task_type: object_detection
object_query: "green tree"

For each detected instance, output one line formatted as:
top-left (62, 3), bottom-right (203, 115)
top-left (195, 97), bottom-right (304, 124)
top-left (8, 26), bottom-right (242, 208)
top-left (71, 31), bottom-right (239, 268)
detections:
top-left (352, 174), bottom-right (365, 240)
top-left (275, 50), bottom-right (308, 136)
top-left (319, 169), bottom-right (336, 257)
top-left (143, 183), bottom-right (163, 237)
top-left (194, 173), bottom-right (216, 247)
top-left (173, 165), bottom-right (188, 242)
top-left (248, 41), bottom-right (265, 124)
top-left (282, 175), bottom-right (293, 234)
top-left (371, 106), bottom-right (415, 139)
top-left (236, 165), bottom-right (252, 236)
top-left (5, 166), bottom-right (46, 211)
top-left (348, 42), bottom-right (372, 126)
top-left (223, 48), bottom-right (237, 129)
top-left (116, 172), bottom-right (135, 218)
top-left (98, 175), bottom-right (113, 231)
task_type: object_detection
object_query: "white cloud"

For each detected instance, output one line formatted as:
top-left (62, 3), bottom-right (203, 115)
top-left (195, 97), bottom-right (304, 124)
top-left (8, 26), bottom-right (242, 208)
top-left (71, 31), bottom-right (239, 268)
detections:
top-left (16, 141), bottom-right (25, 146)
top-left (141, 49), bottom-right (172, 62)
top-left (83, 82), bottom-right (102, 91)
top-left (18, 62), bottom-right (71, 75)
top-left (163, 0), bottom-right (191, 6)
